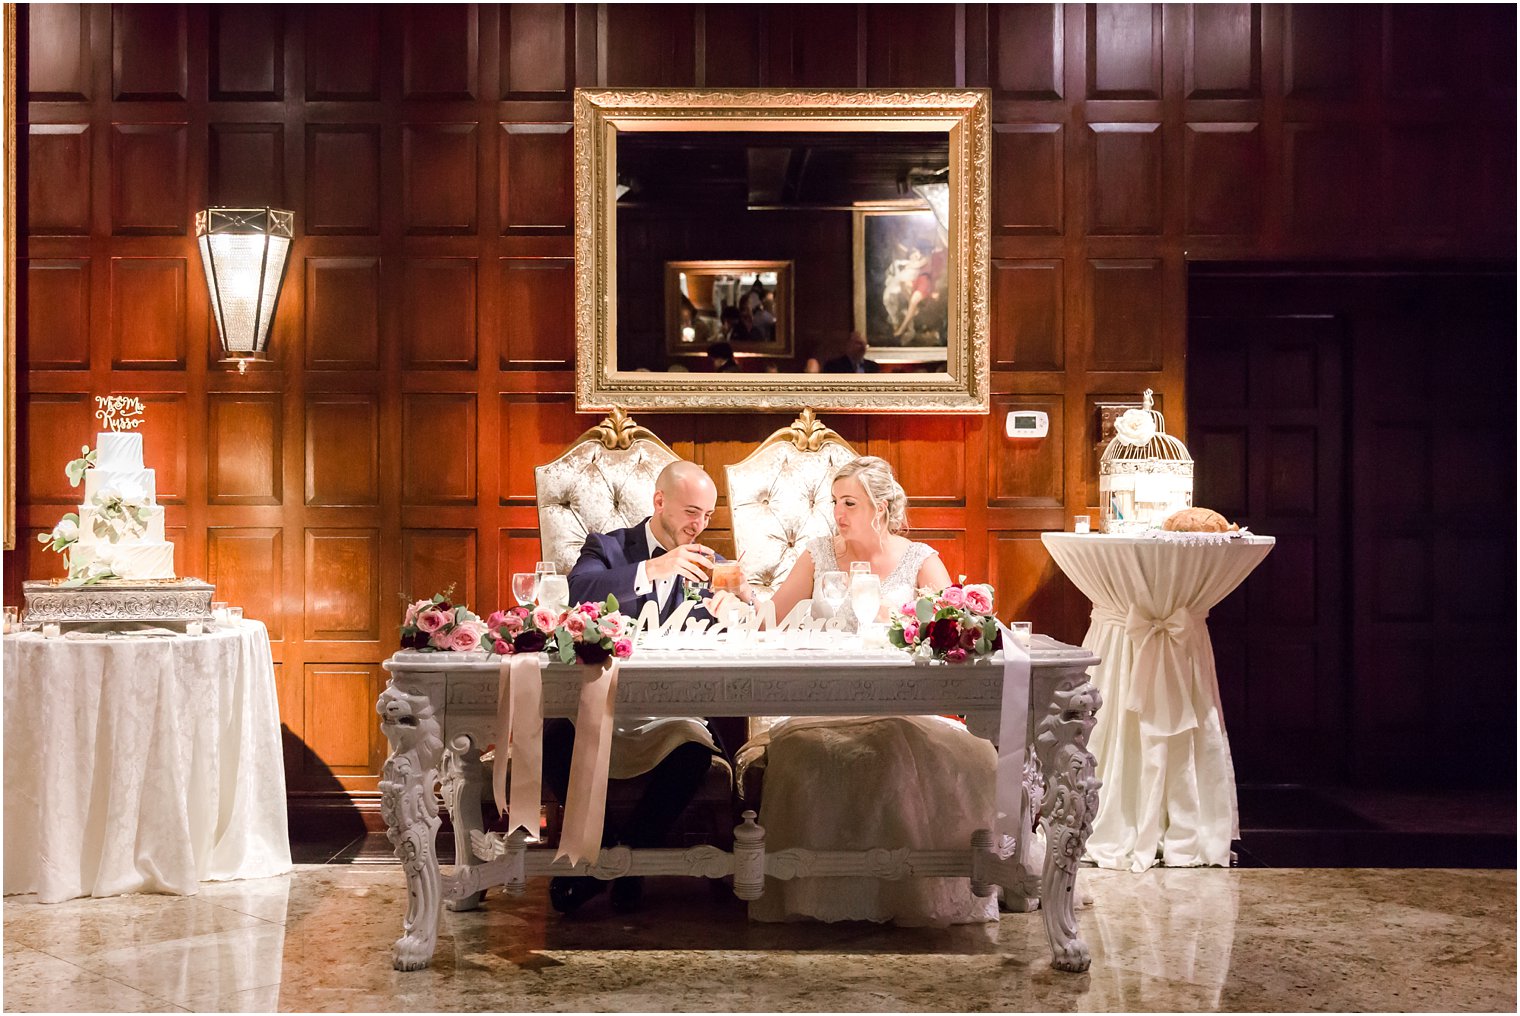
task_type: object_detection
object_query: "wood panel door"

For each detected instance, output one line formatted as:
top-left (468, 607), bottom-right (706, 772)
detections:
top-left (1189, 278), bottom-right (1348, 783)
top-left (1190, 266), bottom-right (1517, 790)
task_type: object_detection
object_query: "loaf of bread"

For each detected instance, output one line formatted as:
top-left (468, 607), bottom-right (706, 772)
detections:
top-left (1162, 507), bottom-right (1236, 533)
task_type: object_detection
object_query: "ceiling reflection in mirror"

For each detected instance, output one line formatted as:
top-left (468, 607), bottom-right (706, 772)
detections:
top-left (615, 131), bottom-right (952, 375)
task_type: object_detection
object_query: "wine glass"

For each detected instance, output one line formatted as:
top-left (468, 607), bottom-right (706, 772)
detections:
top-left (511, 572), bottom-right (538, 607)
top-left (817, 570), bottom-right (848, 618)
top-left (849, 570), bottom-right (882, 630)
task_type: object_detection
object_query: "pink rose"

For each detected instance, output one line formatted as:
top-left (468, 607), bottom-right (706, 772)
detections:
top-left (404, 599), bottom-right (429, 627)
top-left (613, 637), bottom-right (633, 659)
top-left (563, 612), bottom-right (588, 638)
top-left (429, 629), bottom-right (452, 649)
top-left (945, 647), bottom-right (968, 664)
top-left (501, 613), bottom-right (525, 636)
top-left (486, 610), bottom-right (508, 629)
top-left (512, 606), bottom-right (531, 619)
top-left (901, 601), bottom-right (919, 617)
top-left (417, 607), bottom-right (449, 633)
top-left (962, 585), bottom-right (993, 615)
top-left (939, 585), bottom-right (966, 609)
top-left (493, 638), bottom-right (513, 656)
top-left (532, 607), bottom-right (560, 633)
top-left (449, 625), bottom-right (481, 652)
top-left (578, 601), bottom-right (602, 621)
top-left (599, 613), bottom-right (627, 639)
top-left (902, 621), bottom-right (919, 643)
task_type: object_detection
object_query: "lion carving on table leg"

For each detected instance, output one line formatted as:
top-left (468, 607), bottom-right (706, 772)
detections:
top-left (377, 684), bottom-right (445, 971)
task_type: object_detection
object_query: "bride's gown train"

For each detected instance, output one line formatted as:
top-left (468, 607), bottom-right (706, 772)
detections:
top-left (743, 536), bottom-right (999, 926)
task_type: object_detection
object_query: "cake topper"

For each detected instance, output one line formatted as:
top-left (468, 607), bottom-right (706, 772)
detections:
top-left (95, 395), bottom-right (146, 432)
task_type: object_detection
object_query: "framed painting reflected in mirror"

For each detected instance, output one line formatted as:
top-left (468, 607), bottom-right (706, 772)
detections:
top-left (575, 88), bottom-right (990, 413)
top-left (663, 260), bottom-right (793, 362)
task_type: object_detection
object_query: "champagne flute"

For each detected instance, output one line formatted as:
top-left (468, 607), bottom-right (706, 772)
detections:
top-left (817, 570), bottom-right (848, 618)
top-left (511, 572), bottom-right (538, 607)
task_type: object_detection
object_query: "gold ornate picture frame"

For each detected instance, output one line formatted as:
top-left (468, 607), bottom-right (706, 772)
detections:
top-left (2, 4), bottom-right (15, 550)
top-left (574, 88), bottom-right (990, 414)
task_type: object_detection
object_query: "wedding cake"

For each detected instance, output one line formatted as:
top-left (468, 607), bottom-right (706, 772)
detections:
top-left (69, 431), bottom-right (175, 581)
top-left (24, 397), bottom-right (212, 631)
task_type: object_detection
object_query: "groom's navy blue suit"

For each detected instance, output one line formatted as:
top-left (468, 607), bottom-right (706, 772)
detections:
top-left (543, 518), bottom-right (728, 888)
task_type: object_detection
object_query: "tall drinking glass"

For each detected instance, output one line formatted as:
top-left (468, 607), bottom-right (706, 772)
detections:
top-left (511, 572), bottom-right (538, 607)
top-left (537, 574), bottom-right (570, 611)
top-left (849, 570), bottom-right (882, 629)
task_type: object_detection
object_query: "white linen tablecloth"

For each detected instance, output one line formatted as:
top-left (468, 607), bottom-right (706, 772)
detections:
top-left (1042, 533), bottom-right (1274, 871)
top-left (3, 621), bottom-right (292, 903)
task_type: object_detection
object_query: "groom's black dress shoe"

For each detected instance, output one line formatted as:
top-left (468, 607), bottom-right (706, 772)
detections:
top-left (610, 876), bottom-right (645, 913)
top-left (549, 876), bottom-right (606, 914)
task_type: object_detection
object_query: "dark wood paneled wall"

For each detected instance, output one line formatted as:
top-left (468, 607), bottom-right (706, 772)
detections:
top-left (9, 5), bottom-right (1514, 798)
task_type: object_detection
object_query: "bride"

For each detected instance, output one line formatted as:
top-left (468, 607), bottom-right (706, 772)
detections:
top-left (739, 455), bottom-right (999, 926)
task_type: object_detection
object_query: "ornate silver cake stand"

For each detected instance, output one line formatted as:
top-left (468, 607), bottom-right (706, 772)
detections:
top-left (21, 579), bottom-right (216, 632)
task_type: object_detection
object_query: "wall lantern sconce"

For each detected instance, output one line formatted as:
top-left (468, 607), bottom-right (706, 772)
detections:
top-left (195, 207), bottom-right (293, 372)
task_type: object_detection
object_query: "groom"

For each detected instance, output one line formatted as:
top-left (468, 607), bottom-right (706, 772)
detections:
top-left (543, 460), bottom-right (745, 915)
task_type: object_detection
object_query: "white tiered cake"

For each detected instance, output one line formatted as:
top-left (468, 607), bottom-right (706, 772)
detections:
top-left (70, 431), bottom-right (175, 580)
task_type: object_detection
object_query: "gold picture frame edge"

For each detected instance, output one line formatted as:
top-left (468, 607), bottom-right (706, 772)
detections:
top-left (574, 87), bottom-right (991, 415)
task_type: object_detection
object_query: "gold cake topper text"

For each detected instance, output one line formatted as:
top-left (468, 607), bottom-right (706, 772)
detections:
top-left (95, 395), bottom-right (146, 432)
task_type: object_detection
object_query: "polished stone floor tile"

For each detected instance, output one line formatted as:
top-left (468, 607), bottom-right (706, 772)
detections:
top-left (4, 865), bottom-right (1515, 1012)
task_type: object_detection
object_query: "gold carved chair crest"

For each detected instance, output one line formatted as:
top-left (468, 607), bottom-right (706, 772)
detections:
top-left (535, 408), bottom-right (680, 575)
top-left (723, 409), bottom-right (859, 596)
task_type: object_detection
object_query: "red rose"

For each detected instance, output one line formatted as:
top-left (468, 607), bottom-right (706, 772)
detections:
top-left (513, 629), bottom-right (547, 654)
top-left (574, 640), bottom-right (610, 665)
top-left (927, 617), bottom-right (962, 652)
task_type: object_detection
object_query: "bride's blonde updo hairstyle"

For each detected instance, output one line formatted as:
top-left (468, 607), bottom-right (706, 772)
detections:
top-left (832, 456), bottom-right (909, 536)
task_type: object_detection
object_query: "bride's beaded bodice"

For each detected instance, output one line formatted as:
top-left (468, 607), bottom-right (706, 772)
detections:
top-left (807, 535), bottom-right (936, 631)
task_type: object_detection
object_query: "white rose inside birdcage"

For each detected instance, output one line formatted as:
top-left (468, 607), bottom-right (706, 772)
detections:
top-left (1099, 394), bottom-right (1194, 533)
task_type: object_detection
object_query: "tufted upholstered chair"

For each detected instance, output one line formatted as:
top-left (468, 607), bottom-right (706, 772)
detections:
top-left (722, 409), bottom-right (860, 598)
top-left (535, 407), bottom-right (680, 574)
top-left (529, 407), bottom-right (736, 848)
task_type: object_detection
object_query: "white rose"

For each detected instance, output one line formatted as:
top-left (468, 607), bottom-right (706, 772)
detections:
top-left (54, 518), bottom-right (79, 542)
top-left (1114, 408), bottom-right (1157, 447)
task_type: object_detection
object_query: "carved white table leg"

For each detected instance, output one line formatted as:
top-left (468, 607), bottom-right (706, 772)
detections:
top-left (440, 734), bottom-right (488, 912)
top-left (377, 681), bottom-right (445, 972)
top-left (1033, 672), bottom-right (1103, 973)
top-left (732, 811), bottom-right (766, 900)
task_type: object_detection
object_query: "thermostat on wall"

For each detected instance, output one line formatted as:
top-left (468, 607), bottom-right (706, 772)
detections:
top-left (1004, 410), bottom-right (1049, 438)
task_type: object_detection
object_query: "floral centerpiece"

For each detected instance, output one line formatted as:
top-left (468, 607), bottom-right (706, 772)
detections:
top-left (399, 591), bottom-right (491, 652)
top-left (488, 596), bottom-right (635, 664)
top-left (887, 579), bottom-right (1001, 664)
top-left (399, 591), bottom-right (635, 663)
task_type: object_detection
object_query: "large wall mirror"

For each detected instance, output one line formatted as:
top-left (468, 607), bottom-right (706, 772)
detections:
top-left (575, 89), bottom-right (990, 413)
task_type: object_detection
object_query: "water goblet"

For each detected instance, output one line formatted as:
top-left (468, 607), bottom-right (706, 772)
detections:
top-left (3, 606), bottom-right (17, 634)
top-left (817, 570), bottom-right (848, 618)
top-left (511, 572), bottom-right (538, 607)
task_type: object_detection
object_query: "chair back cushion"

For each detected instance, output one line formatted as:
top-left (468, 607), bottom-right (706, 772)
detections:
top-left (723, 410), bottom-right (859, 595)
top-left (535, 411), bottom-right (680, 574)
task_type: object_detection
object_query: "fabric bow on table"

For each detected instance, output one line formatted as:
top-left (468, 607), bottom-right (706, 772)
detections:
top-left (1093, 604), bottom-right (1209, 737)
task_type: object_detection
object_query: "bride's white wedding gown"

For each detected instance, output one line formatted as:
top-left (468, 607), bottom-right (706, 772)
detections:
top-left (741, 536), bottom-right (999, 926)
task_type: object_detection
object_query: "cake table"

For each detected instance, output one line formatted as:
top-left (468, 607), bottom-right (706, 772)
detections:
top-left (1041, 532), bottom-right (1274, 872)
top-left (3, 620), bottom-right (292, 903)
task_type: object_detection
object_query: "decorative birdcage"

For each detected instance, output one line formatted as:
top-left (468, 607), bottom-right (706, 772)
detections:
top-left (1099, 390), bottom-right (1193, 534)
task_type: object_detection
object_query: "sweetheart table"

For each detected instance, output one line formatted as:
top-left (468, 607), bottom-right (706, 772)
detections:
top-left (1042, 533), bottom-right (1274, 872)
top-left (378, 637), bottom-right (1102, 972)
top-left (3, 621), bottom-right (292, 903)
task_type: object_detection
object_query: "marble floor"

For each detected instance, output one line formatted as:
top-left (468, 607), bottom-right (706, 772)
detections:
top-left (2, 866), bottom-right (1514, 1012)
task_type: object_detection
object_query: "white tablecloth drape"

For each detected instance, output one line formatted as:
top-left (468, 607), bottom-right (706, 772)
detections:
top-left (1042, 533), bottom-right (1274, 871)
top-left (4, 621), bottom-right (292, 903)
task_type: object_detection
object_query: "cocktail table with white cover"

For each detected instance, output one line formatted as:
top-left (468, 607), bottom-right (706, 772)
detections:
top-left (3, 621), bottom-right (292, 903)
top-left (1041, 533), bottom-right (1274, 872)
